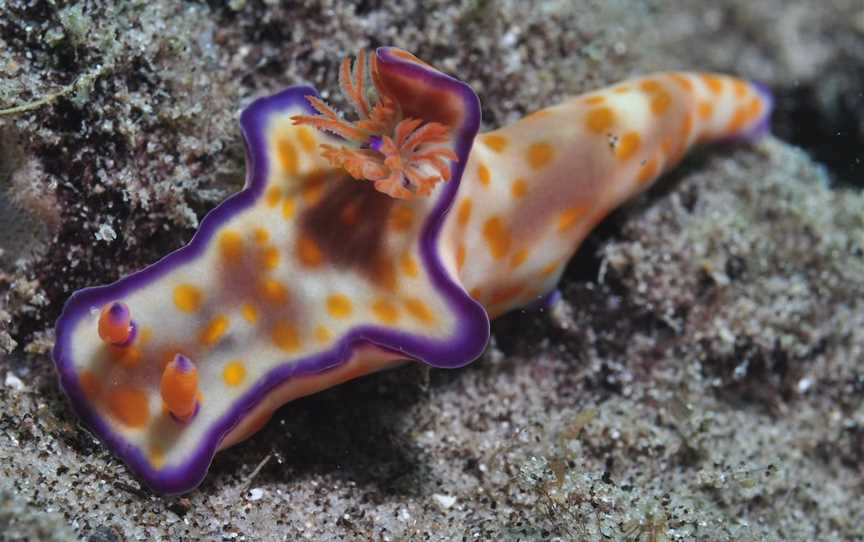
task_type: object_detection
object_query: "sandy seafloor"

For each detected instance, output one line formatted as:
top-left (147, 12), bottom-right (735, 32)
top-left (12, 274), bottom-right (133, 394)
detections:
top-left (1, 1), bottom-right (863, 540)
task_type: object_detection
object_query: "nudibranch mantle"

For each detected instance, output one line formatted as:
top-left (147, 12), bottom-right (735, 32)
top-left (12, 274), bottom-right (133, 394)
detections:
top-left (53, 47), bottom-right (772, 494)
top-left (54, 48), bottom-right (487, 494)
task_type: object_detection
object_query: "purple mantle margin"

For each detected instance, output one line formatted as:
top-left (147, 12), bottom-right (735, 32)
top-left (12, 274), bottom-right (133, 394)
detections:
top-left (52, 48), bottom-right (489, 494)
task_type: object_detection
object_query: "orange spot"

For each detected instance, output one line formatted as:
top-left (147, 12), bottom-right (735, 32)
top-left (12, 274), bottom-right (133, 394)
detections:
top-left (79, 371), bottom-right (101, 399)
top-left (511, 178), bottom-right (528, 199)
top-left (297, 127), bottom-right (317, 152)
top-left (616, 132), bottom-right (641, 161)
top-left (525, 109), bottom-right (552, 121)
top-left (149, 445), bottom-right (166, 469)
top-left (527, 142), bottom-right (555, 170)
top-left (404, 297), bottom-right (436, 325)
top-left (541, 260), bottom-right (561, 277)
top-left (253, 228), bottom-right (270, 244)
top-left (389, 205), bottom-right (414, 231)
top-left (261, 246), bottom-right (280, 270)
top-left (327, 294), bottom-right (353, 319)
top-left (613, 85), bottom-right (631, 94)
top-left (302, 178), bottom-right (326, 205)
top-left (373, 256), bottom-right (398, 292)
top-left (241, 303), bottom-right (258, 324)
top-left (586, 107), bottom-right (615, 134)
top-left (372, 299), bottom-right (399, 324)
top-left (260, 279), bottom-right (289, 305)
top-left (482, 134), bottom-right (509, 153)
top-left (199, 314), bottom-right (230, 346)
top-left (468, 287), bottom-right (482, 300)
top-left (583, 95), bottom-right (606, 105)
top-left (282, 197), bottom-right (296, 219)
top-left (457, 199), bottom-right (472, 227)
top-left (223, 360), bottom-right (247, 387)
top-left (219, 230), bottom-right (244, 263)
top-left (637, 156), bottom-right (660, 185)
top-left (640, 79), bottom-right (663, 93)
top-left (732, 79), bottom-right (749, 99)
top-left (109, 345), bottom-right (142, 368)
top-left (456, 243), bottom-right (466, 271)
top-left (296, 235), bottom-right (324, 267)
top-left (138, 326), bottom-right (153, 345)
top-left (746, 96), bottom-right (764, 122)
top-left (482, 217), bottom-right (511, 260)
top-left (400, 252), bottom-right (419, 278)
top-left (698, 101), bottom-right (713, 120)
top-left (314, 325), bottom-right (332, 344)
top-left (173, 284), bottom-right (202, 313)
top-left (661, 137), bottom-right (675, 160)
top-left (272, 321), bottom-right (300, 351)
top-left (650, 91), bottom-right (672, 115)
top-left (489, 283), bottom-right (526, 306)
top-left (277, 138), bottom-right (299, 174)
top-left (106, 386), bottom-right (149, 428)
top-left (669, 73), bottom-right (693, 92)
top-left (510, 249), bottom-right (529, 269)
top-left (477, 163), bottom-right (491, 186)
top-left (265, 186), bottom-right (282, 208)
top-left (557, 206), bottom-right (588, 231)
top-left (727, 106), bottom-right (750, 133)
top-left (680, 113), bottom-right (694, 145)
top-left (340, 200), bottom-right (360, 225)
top-left (703, 74), bottom-right (723, 95)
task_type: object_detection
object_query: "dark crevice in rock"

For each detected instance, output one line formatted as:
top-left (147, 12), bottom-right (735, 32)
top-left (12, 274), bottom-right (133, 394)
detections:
top-left (773, 83), bottom-right (864, 188)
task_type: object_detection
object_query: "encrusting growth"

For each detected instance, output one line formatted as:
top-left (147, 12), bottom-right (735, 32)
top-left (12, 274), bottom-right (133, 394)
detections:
top-left (292, 51), bottom-right (458, 198)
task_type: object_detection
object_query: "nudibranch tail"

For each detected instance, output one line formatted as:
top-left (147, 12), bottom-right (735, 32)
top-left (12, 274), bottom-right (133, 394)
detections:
top-left (292, 51), bottom-right (459, 199)
top-left (445, 71), bottom-right (772, 318)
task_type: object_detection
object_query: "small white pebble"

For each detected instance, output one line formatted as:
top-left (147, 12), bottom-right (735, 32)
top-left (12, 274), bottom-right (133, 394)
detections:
top-left (432, 494), bottom-right (457, 509)
top-left (247, 487), bottom-right (264, 501)
top-left (733, 360), bottom-right (749, 380)
top-left (5, 372), bottom-right (25, 391)
top-left (95, 223), bottom-right (116, 242)
top-left (500, 29), bottom-right (518, 48)
top-left (398, 508), bottom-right (411, 521)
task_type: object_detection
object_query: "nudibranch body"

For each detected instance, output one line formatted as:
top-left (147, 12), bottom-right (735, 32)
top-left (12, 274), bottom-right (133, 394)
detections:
top-left (53, 48), bottom-right (772, 494)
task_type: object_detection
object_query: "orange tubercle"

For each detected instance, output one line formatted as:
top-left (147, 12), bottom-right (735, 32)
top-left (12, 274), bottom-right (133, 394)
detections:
top-left (107, 386), bottom-right (150, 428)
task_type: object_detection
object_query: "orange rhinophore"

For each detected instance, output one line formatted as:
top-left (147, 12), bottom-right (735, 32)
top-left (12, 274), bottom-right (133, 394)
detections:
top-left (160, 354), bottom-right (199, 421)
top-left (98, 302), bottom-right (134, 345)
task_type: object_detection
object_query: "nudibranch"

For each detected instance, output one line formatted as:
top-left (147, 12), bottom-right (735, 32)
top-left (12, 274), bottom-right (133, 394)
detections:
top-left (53, 47), bottom-right (772, 494)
